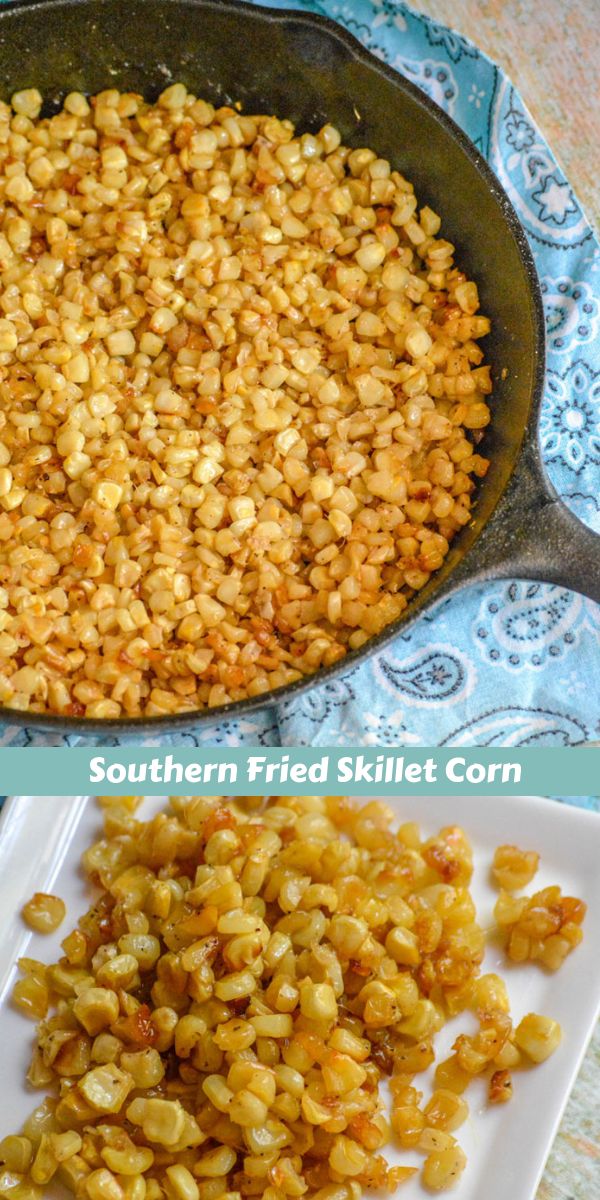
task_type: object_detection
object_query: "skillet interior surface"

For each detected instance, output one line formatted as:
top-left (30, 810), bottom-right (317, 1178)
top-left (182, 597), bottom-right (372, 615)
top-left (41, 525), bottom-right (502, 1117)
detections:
top-left (0, 0), bottom-right (545, 735)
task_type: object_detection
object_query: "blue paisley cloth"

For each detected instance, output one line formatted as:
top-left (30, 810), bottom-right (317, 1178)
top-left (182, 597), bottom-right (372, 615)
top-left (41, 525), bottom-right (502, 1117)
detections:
top-left (1, 0), bottom-right (600, 801)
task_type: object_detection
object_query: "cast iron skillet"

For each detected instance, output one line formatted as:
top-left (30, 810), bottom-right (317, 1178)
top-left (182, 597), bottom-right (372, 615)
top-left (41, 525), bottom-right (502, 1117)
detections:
top-left (0, 0), bottom-right (598, 736)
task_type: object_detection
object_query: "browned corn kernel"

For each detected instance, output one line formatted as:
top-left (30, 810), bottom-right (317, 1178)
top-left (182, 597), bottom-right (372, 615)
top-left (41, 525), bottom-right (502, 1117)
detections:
top-left (495, 886), bottom-right (586, 968)
top-left (492, 844), bottom-right (539, 891)
top-left (489, 1069), bottom-right (513, 1104)
top-left (391, 1103), bottom-right (426, 1148)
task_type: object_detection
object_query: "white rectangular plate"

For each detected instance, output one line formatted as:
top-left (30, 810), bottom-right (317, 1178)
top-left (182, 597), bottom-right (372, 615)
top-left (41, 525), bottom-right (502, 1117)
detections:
top-left (0, 794), bottom-right (599, 1200)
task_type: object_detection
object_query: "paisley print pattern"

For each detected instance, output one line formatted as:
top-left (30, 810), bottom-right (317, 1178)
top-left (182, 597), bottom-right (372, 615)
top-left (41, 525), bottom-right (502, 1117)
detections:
top-left (541, 361), bottom-right (600, 522)
top-left (421, 16), bottom-right (479, 64)
top-left (373, 645), bottom-right (475, 705)
top-left (278, 676), bottom-right (358, 738)
top-left (473, 584), bottom-right (600, 671)
top-left (541, 277), bottom-right (599, 356)
top-left (439, 705), bottom-right (590, 747)
top-left (0, 0), bottom-right (598, 802)
top-left (490, 79), bottom-right (591, 249)
top-left (371, 0), bottom-right (407, 33)
top-left (393, 57), bottom-right (458, 113)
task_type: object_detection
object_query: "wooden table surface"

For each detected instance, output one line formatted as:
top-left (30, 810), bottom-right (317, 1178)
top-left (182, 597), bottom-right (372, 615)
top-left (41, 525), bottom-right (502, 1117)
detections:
top-left (412, 0), bottom-right (600, 227)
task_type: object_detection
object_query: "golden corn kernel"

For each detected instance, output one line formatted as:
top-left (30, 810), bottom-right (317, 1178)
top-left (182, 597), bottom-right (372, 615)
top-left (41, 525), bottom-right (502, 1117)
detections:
top-left (299, 981), bottom-right (337, 1022)
top-left (165, 1165), bottom-right (199, 1200)
top-left (85, 1167), bottom-right (124, 1200)
top-left (0, 1138), bottom-right (33, 1174)
top-left (126, 1098), bottom-right (186, 1146)
top-left (73, 988), bottom-right (120, 1036)
top-left (22, 894), bottom-right (66, 934)
top-left (421, 1145), bottom-right (467, 1191)
top-left (101, 1144), bottom-right (154, 1176)
top-left (12, 976), bottom-right (49, 1020)
top-left (514, 1014), bottom-right (562, 1063)
top-left (424, 1090), bottom-right (469, 1133)
top-left (78, 1065), bottom-right (132, 1114)
top-left (492, 845), bottom-right (539, 892)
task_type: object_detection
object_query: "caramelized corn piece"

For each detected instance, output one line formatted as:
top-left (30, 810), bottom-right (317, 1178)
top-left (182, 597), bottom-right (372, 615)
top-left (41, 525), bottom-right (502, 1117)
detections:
top-left (489, 1069), bottom-right (513, 1104)
top-left (492, 844), bottom-right (539, 891)
top-left (496, 886), bottom-right (586, 969)
top-left (424, 1090), bottom-right (468, 1133)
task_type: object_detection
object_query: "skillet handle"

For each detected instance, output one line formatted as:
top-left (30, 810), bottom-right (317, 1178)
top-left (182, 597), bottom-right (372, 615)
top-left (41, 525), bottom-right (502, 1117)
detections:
top-left (454, 438), bottom-right (600, 605)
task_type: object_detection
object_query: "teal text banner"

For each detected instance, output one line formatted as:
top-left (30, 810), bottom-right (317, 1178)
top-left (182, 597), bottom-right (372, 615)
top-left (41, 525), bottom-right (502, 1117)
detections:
top-left (1, 747), bottom-right (600, 798)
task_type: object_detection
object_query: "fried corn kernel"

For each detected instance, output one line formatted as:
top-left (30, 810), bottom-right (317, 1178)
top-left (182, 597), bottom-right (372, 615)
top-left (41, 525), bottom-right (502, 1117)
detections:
top-left (0, 86), bottom-right (493, 721)
top-left (423, 1091), bottom-right (469, 1133)
top-left (73, 988), bottom-right (120, 1035)
top-left (85, 1168), bottom-right (124, 1200)
top-left (299, 981), bottom-right (337, 1023)
top-left (0, 1139), bottom-right (33, 1175)
top-left (514, 1014), bottom-right (562, 1063)
top-left (495, 885), bottom-right (586, 969)
top-left (492, 845), bottom-right (539, 892)
top-left (78, 1066), bottom-right (132, 1114)
top-left (101, 1143), bottom-right (154, 1177)
top-left (489, 1069), bottom-right (513, 1104)
top-left (421, 1145), bottom-right (467, 1191)
top-left (119, 1049), bottom-right (165, 1089)
top-left (126, 1099), bottom-right (186, 1147)
top-left (21, 894), bottom-right (66, 934)
top-left (30, 1135), bottom-right (58, 1185)
top-left (3, 796), bottom-right (581, 1198)
top-left (165, 1165), bottom-right (199, 1200)
top-left (12, 976), bottom-right (49, 1020)
top-left (0, 1174), bottom-right (42, 1200)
